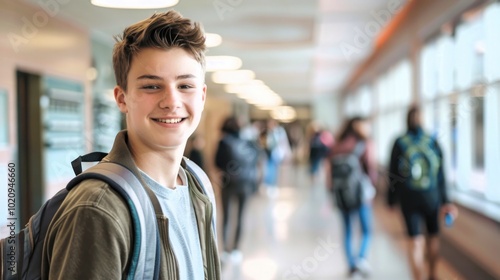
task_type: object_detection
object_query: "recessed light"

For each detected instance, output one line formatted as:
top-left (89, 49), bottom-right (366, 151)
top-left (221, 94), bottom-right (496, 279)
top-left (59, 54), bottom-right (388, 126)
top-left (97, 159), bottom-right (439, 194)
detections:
top-left (91, 0), bottom-right (179, 9)
top-left (205, 33), bottom-right (222, 48)
top-left (206, 56), bottom-right (242, 72)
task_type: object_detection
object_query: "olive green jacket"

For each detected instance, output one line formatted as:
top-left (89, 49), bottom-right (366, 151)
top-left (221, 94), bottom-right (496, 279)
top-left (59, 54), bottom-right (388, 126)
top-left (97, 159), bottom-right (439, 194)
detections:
top-left (41, 130), bottom-right (220, 279)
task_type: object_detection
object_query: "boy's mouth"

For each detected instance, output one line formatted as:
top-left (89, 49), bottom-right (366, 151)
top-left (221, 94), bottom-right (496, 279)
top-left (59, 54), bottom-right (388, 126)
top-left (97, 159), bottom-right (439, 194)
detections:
top-left (152, 118), bottom-right (185, 124)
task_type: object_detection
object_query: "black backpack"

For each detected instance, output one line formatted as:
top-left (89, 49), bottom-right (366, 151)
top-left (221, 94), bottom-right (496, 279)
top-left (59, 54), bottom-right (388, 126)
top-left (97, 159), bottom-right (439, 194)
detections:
top-left (215, 135), bottom-right (260, 189)
top-left (1, 152), bottom-right (214, 280)
top-left (309, 132), bottom-right (329, 160)
top-left (397, 134), bottom-right (440, 191)
top-left (330, 142), bottom-right (366, 211)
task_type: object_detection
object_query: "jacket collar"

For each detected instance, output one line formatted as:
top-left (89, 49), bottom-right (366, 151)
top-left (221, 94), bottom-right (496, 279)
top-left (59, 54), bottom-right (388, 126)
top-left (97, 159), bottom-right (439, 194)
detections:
top-left (103, 130), bottom-right (140, 173)
top-left (407, 127), bottom-right (424, 137)
top-left (102, 130), bottom-right (155, 192)
top-left (104, 130), bottom-right (198, 193)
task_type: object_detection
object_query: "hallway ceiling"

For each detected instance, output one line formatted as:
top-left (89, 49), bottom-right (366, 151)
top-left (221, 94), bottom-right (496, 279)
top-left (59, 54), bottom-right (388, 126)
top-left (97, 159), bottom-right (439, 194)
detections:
top-left (23, 0), bottom-right (403, 105)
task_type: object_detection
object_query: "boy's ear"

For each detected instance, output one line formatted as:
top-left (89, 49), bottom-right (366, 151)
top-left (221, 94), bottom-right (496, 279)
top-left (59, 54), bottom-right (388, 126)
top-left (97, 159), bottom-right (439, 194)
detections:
top-left (114, 86), bottom-right (128, 113)
top-left (201, 83), bottom-right (207, 103)
top-left (203, 84), bottom-right (207, 102)
top-left (199, 84), bottom-right (207, 113)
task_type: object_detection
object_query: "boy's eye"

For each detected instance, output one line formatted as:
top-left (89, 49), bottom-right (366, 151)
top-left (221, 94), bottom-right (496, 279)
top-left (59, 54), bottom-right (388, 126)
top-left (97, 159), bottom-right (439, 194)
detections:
top-left (179, 84), bottom-right (194, 89)
top-left (141, 85), bottom-right (160, 90)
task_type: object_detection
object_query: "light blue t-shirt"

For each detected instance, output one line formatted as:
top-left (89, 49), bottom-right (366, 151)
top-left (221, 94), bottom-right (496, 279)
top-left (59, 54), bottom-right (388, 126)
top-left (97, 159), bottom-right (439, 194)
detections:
top-left (140, 168), bottom-right (204, 280)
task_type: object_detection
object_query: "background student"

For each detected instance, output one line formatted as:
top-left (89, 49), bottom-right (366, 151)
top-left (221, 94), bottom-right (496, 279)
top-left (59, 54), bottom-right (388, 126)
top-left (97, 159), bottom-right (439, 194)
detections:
top-left (388, 105), bottom-right (458, 280)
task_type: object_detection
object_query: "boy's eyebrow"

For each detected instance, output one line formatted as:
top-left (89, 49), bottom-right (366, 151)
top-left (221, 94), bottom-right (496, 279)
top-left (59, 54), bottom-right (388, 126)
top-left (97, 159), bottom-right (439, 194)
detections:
top-left (136, 74), bottom-right (162, 80)
top-left (176, 74), bottom-right (197, 80)
top-left (136, 74), bottom-right (197, 80)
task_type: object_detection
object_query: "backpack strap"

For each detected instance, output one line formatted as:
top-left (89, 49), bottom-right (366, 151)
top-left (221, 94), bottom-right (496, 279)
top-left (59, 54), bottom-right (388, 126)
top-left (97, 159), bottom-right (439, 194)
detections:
top-left (352, 141), bottom-right (366, 158)
top-left (70, 152), bottom-right (109, 175)
top-left (182, 157), bottom-right (218, 239)
top-left (68, 157), bottom-right (161, 280)
top-left (183, 157), bottom-right (216, 206)
top-left (70, 153), bottom-right (163, 217)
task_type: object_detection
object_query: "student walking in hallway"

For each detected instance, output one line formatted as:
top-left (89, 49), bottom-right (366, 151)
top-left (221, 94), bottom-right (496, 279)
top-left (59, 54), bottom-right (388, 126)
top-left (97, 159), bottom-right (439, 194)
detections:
top-left (326, 116), bottom-right (377, 278)
top-left (215, 116), bottom-right (261, 264)
top-left (388, 105), bottom-right (458, 280)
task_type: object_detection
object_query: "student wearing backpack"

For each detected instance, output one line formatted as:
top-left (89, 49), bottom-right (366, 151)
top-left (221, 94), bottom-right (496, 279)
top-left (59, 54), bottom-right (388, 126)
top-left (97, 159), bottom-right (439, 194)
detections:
top-left (40, 11), bottom-right (220, 279)
top-left (262, 119), bottom-right (291, 196)
top-left (326, 116), bottom-right (377, 278)
top-left (388, 105), bottom-right (458, 280)
top-left (307, 121), bottom-right (334, 183)
top-left (215, 116), bottom-right (261, 263)
top-left (187, 134), bottom-right (206, 170)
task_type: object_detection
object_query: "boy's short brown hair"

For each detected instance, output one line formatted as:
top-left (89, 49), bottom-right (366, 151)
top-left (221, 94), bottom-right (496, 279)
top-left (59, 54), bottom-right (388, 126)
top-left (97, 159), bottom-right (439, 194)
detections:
top-left (112, 10), bottom-right (206, 91)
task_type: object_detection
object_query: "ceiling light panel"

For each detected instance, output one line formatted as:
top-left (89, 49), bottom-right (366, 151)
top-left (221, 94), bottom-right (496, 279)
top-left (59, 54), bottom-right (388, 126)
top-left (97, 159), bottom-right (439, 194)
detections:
top-left (206, 56), bottom-right (243, 72)
top-left (212, 70), bottom-right (255, 84)
top-left (205, 33), bottom-right (222, 48)
top-left (91, 0), bottom-right (178, 9)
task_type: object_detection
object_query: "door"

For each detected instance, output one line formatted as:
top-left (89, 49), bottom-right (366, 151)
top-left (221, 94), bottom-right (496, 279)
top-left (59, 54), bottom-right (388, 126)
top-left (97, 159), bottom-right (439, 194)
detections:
top-left (16, 70), bottom-right (44, 226)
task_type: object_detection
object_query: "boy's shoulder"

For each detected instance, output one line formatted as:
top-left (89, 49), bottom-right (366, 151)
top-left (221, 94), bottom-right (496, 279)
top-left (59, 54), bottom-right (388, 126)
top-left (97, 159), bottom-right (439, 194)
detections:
top-left (55, 179), bottom-right (131, 225)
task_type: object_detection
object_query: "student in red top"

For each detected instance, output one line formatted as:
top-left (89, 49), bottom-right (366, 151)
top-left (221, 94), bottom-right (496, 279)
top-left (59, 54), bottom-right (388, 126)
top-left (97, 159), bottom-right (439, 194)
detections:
top-left (326, 116), bottom-right (377, 278)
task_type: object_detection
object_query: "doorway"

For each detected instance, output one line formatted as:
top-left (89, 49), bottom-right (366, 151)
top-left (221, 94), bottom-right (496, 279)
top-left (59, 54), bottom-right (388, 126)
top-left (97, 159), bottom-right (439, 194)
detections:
top-left (16, 70), bottom-right (44, 226)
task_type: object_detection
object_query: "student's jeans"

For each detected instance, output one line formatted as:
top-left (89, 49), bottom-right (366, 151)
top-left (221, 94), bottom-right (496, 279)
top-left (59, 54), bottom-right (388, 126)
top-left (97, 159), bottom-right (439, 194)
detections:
top-left (340, 203), bottom-right (372, 269)
top-left (221, 187), bottom-right (250, 251)
top-left (264, 157), bottom-right (280, 187)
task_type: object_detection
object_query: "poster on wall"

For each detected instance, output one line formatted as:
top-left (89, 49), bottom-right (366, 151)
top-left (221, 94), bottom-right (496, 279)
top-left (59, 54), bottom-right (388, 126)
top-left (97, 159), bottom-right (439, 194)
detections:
top-left (42, 76), bottom-right (86, 199)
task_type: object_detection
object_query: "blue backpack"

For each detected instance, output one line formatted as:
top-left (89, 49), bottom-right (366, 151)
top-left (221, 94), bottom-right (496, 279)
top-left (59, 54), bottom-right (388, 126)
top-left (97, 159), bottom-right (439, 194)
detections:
top-left (1, 152), bottom-right (213, 280)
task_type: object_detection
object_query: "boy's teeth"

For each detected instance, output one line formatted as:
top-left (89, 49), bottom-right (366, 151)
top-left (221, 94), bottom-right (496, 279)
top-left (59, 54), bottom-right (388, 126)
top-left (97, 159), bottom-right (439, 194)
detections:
top-left (157, 118), bottom-right (182, 124)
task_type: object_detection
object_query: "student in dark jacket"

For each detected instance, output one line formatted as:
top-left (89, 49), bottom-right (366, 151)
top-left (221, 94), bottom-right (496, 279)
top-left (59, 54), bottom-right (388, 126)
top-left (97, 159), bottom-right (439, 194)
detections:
top-left (188, 134), bottom-right (205, 170)
top-left (215, 116), bottom-right (260, 263)
top-left (307, 121), bottom-right (334, 182)
top-left (388, 105), bottom-right (458, 280)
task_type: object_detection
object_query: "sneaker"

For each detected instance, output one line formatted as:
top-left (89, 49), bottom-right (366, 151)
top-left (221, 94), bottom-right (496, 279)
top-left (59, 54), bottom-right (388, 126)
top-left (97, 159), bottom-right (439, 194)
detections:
top-left (348, 267), bottom-right (362, 279)
top-left (356, 258), bottom-right (371, 277)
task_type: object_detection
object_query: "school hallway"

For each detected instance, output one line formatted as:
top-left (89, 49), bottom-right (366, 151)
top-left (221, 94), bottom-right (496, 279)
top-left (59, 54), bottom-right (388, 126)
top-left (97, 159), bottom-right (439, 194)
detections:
top-left (220, 163), bottom-right (464, 280)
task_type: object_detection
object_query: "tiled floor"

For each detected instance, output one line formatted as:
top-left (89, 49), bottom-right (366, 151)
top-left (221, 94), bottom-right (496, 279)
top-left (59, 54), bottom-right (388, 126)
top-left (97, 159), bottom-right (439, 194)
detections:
top-left (220, 163), bottom-right (463, 280)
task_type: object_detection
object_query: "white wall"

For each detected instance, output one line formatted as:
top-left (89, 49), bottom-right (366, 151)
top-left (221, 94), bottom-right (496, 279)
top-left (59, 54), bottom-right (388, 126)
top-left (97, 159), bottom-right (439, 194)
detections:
top-left (311, 93), bottom-right (341, 134)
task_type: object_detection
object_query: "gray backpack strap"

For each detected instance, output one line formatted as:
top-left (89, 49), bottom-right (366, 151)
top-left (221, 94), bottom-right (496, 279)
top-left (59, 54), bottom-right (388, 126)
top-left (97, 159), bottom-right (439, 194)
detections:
top-left (183, 157), bottom-right (218, 239)
top-left (68, 162), bottom-right (160, 280)
top-left (352, 141), bottom-right (366, 158)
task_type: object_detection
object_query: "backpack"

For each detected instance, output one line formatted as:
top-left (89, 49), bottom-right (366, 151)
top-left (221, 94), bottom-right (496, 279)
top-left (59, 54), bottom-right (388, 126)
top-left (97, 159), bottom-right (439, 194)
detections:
top-left (397, 134), bottom-right (440, 191)
top-left (216, 135), bottom-right (260, 190)
top-left (1, 152), bottom-right (214, 280)
top-left (309, 132), bottom-right (329, 160)
top-left (330, 142), bottom-right (366, 211)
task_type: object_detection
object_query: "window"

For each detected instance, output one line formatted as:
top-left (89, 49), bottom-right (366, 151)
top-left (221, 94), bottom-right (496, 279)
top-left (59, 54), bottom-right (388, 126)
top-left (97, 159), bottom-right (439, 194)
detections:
top-left (420, 42), bottom-right (438, 100)
top-left (484, 84), bottom-right (500, 202)
top-left (471, 93), bottom-right (485, 193)
top-left (472, 95), bottom-right (484, 169)
top-left (484, 3), bottom-right (500, 82)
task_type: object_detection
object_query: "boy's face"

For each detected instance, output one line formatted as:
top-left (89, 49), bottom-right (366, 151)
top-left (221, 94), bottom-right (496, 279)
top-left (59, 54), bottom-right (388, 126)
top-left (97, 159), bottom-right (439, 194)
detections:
top-left (115, 47), bottom-right (206, 151)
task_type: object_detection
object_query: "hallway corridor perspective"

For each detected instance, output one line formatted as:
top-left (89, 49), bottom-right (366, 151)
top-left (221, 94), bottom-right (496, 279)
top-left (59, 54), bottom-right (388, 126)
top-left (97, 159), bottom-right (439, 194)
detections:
top-left (220, 163), bottom-right (464, 280)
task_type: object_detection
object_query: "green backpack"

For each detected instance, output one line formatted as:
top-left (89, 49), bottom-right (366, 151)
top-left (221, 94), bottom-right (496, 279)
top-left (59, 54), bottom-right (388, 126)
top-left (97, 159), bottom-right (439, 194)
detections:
top-left (398, 134), bottom-right (440, 190)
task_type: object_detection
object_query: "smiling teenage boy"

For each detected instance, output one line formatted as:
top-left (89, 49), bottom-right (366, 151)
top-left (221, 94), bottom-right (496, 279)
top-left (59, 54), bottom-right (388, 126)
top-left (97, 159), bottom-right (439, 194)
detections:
top-left (41, 11), bottom-right (220, 279)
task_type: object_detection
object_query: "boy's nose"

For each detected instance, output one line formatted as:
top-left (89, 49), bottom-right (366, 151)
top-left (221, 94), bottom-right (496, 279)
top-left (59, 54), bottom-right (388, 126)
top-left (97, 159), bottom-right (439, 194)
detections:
top-left (159, 88), bottom-right (181, 109)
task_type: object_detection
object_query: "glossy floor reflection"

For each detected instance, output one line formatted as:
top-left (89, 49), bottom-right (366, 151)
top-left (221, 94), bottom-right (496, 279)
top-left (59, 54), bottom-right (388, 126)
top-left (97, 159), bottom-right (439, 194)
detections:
top-left (220, 163), bottom-right (462, 280)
